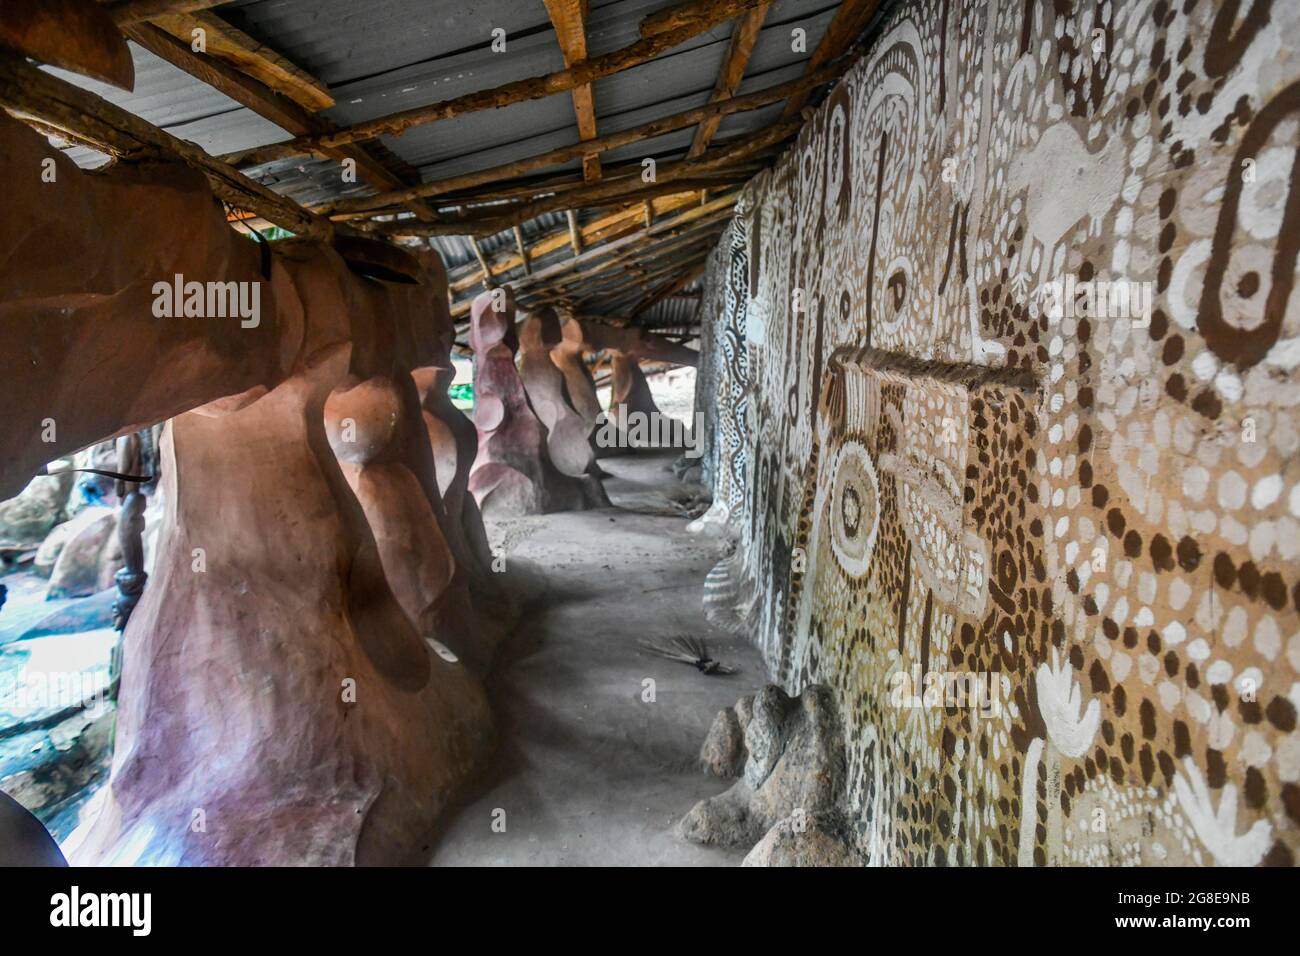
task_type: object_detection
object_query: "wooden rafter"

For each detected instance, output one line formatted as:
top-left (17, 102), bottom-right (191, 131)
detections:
top-left (632, 260), bottom-right (706, 316)
top-left (150, 10), bottom-right (334, 111)
top-left (554, 222), bottom-right (726, 290)
top-left (0, 51), bottom-right (330, 238)
top-left (543, 0), bottom-right (601, 182)
top-left (121, 22), bottom-right (440, 222)
top-left (450, 194), bottom-right (739, 319)
top-left (492, 192), bottom-right (738, 296)
top-left (103, 0), bottom-right (229, 25)
top-left (382, 120), bottom-right (797, 238)
top-left (447, 192), bottom-right (705, 296)
top-left (319, 61), bottom-right (845, 217)
top-left (389, 161), bottom-right (760, 223)
top-left (566, 226), bottom-right (724, 294)
top-left (687, 2), bottom-right (770, 158)
top-left (467, 193), bottom-right (728, 291)
top-left (782, 0), bottom-right (880, 118)
top-left (234, 0), bottom-right (773, 156)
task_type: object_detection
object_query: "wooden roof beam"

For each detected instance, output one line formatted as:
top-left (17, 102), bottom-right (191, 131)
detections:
top-left (447, 192), bottom-right (703, 295)
top-left (149, 9), bottom-right (334, 111)
top-left (0, 51), bottom-right (330, 239)
top-left (320, 60), bottom-right (846, 217)
top-left (382, 121), bottom-right (794, 238)
top-left (418, 161), bottom-right (761, 219)
top-left (782, 0), bottom-right (880, 118)
top-left (103, 0), bottom-right (229, 25)
top-left (687, 2), bottom-right (770, 158)
top-left (632, 260), bottom-right (707, 315)
top-left (514, 202), bottom-right (735, 293)
top-left (449, 191), bottom-right (739, 318)
top-left (243, 0), bottom-right (775, 156)
top-left (121, 23), bottom-right (441, 222)
top-left (543, 0), bottom-right (601, 182)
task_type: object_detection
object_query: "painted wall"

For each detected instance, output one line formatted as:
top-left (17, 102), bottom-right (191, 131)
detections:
top-left (694, 0), bottom-right (1300, 865)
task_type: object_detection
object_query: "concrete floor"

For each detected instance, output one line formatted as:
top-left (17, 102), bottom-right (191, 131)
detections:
top-left (426, 452), bottom-right (764, 866)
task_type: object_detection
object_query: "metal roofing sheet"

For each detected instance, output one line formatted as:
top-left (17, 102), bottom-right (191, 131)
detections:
top-left (41, 0), bottom-right (855, 328)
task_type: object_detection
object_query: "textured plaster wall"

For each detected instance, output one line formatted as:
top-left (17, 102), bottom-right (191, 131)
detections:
top-left (694, 0), bottom-right (1300, 866)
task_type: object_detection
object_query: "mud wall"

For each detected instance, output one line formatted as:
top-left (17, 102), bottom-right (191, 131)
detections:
top-left (695, 0), bottom-right (1300, 865)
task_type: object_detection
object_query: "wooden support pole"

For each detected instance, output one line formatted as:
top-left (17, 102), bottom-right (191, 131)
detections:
top-left (566, 209), bottom-right (583, 255)
top-left (471, 237), bottom-right (495, 289)
top-left (514, 225), bottom-right (532, 276)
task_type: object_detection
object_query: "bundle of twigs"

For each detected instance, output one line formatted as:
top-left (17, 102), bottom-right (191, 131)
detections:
top-left (639, 635), bottom-right (736, 675)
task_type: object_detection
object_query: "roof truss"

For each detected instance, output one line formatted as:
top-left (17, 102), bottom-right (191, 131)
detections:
top-left (5, 0), bottom-right (876, 335)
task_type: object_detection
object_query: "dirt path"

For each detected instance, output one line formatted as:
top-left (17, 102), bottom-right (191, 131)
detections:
top-left (426, 453), bottom-right (762, 866)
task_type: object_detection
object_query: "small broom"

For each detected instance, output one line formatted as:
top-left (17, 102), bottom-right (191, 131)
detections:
top-left (638, 635), bottom-right (737, 675)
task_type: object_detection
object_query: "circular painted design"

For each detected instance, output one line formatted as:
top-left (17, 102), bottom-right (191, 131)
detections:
top-left (828, 439), bottom-right (880, 579)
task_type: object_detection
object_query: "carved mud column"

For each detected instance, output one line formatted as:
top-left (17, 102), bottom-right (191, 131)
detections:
top-left (550, 315), bottom-right (603, 430)
top-left (520, 306), bottom-right (598, 476)
top-left (609, 350), bottom-right (666, 420)
top-left (325, 376), bottom-right (455, 643)
top-left (314, 247), bottom-right (458, 664)
top-left (414, 366), bottom-right (494, 581)
top-left (557, 318), bottom-right (700, 453)
top-left (0, 116), bottom-right (285, 500)
top-left (1, 117), bottom-right (495, 865)
top-left (76, 346), bottom-right (490, 866)
top-left (520, 306), bottom-right (609, 504)
top-left (467, 289), bottom-right (597, 517)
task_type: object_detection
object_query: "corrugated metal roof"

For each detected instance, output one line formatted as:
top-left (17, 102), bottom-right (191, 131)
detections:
top-left (45, 0), bottom-right (852, 328)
